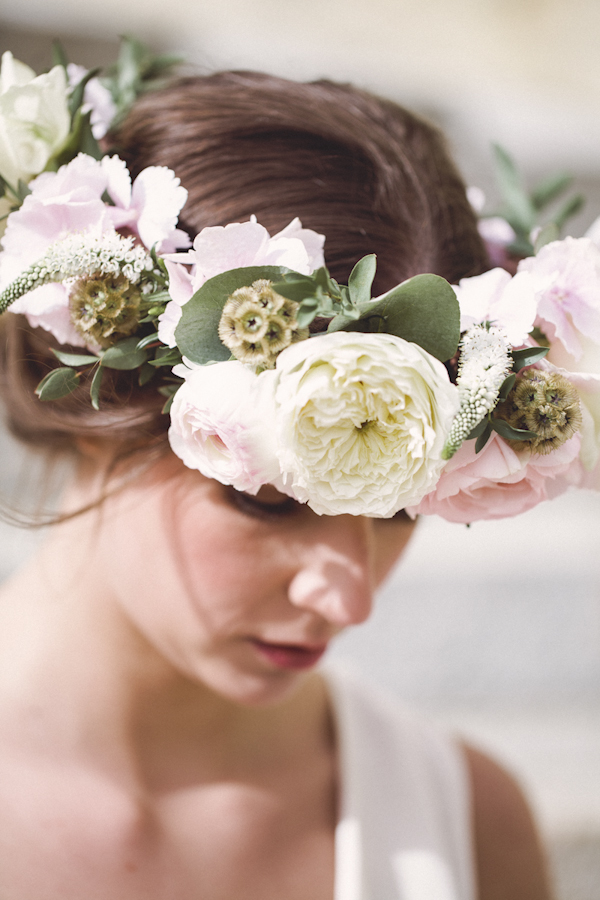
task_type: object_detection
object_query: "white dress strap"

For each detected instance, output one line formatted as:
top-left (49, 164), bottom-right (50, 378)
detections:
top-left (324, 668), bottom-right (477, 900)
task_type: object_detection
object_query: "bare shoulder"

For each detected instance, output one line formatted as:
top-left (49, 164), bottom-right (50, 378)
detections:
top-left (462, 742), bottom-right (555, 900)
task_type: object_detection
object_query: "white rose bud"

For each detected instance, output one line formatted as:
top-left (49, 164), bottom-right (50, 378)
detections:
top-left (0, 52), bottom-right (70, 191)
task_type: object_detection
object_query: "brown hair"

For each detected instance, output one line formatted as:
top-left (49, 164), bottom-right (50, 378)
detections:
top-left (0, 70), bottom-right (489, 463)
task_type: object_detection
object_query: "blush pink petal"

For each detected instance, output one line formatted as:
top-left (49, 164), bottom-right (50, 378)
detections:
top-left (409, 432), bottom-right (581, 523)
top-left (272, 217), bottom-right (325, 271)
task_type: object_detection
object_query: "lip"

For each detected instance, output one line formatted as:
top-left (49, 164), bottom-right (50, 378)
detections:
top-left (250, 639), bottom-right (328, 670)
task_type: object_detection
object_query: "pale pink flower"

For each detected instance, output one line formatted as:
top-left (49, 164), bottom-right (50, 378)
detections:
top-left (517, 237), bottom-right (600, 360)
top-left (453, 267), bottom-right (537, 346)
top-left (159, 217), bottom-right (325, 347)
top-left (67, 63), bottom-right (117, 140)
top-left (0, 153), bottom-right (188, 345)
top-left (408, 431), bottom-right (582, 523)
top-left (168, 360), bottom-right (280, 493)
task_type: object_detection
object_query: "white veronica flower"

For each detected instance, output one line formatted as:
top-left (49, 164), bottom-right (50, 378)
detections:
top-left (442, 325), bottom-right (512, 459)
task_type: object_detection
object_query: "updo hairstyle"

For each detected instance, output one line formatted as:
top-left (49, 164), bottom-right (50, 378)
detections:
top-left (0, 71), bottom-right (489, 465)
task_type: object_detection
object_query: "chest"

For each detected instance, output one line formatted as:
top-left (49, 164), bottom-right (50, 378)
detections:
top-left (0, 756), bottom-right (336, 900)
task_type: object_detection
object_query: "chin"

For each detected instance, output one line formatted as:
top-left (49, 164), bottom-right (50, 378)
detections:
top-left (199, 664), bottom-right (310, 708)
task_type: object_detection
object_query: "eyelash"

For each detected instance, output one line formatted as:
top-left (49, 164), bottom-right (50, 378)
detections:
top-left (228, 488), bottom-right (300, 521)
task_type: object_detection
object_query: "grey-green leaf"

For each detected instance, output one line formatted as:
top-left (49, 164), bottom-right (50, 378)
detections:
top-left (101, 337), bottom-right (149, 370)
top-left (530, 172), bottom-right (572, 211)
top-left (175, 265), bottom-right (289, 365)
top-left (343, 273), bottom-right (460, 361)
top-left (492, 418), bottom-right (536, 441)
top-left (348, 254), bottom-right (377, 306)
top-left (554, 193), bottom-right (585, 231)
top-left (497, 373), bottom-right (516, 401)
top-left (512, 346), bottom-right (549, 372)
top-left (475, 423), bottom-right (493, 454)
top-left (35, 367), bottom-right (80, 401)
top-left (467, 418), bottom-right (489, 440)
top-left (51, 348), bottom-right (100, 367)
top-left (90, 365), bottom-right (104, 410)
top-left (492, 143), bottom-right (536, 234)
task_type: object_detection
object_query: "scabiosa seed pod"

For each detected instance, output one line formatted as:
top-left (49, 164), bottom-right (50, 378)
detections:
top-left (218, 279), bottom-right (308, 368)
top-left (495, 369), bottom-right (582, 454)
top-left (69, 274), bottom-right (142, 347)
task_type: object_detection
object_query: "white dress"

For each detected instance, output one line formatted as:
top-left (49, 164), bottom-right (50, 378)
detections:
top-left (324, 668), bottom-right (477, 900)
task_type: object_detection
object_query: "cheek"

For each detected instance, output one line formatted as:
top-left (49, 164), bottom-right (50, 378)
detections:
top-left (165, 488), bottom-right (286, 626)
top-left (372, 520), bottom-right (416, 587)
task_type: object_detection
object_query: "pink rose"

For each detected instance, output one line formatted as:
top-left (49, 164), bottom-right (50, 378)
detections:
top-left (408, 431), bottom-right (582, 524)
top-left (168, 361), bottom-right (280, 493)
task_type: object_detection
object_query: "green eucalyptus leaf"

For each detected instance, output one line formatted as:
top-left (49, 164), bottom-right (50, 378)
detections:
top-left (491, 418), bottom-right (536, 441)
top-left (271, 278), bottom-right (317, 303)
top-left (296, 298), bottom-right (320, 329)
top-left (507, 235), bottom-right (535, 258)
top-left (554, 193), bottom-right (585, 231)
top-left (511, 346), bottom-right (549, 372)
top-left (51, 40), bottom-right (70, 70)
top-left (348, 254), bottom-right (377, 307)
top-left (77, 112), bottom-right (103, 160)
top-left (530, 172), bottom-right (573, 210)
top-left (327, 312), bottom-right (358, 333)
top-left (147, 347), bottom-right (182, 367)
top-left (175, 265), bottom-right (289, 364)
top-left (90, 365), bottom-right (104, 410)
top-left (35, 367), bottom-right (80, 401)
top-left (136, 331), bottom-right (160, 351)
top-left (492, 143), bottom-right (536, 234)
top-left (69, 67), bottom-right (101, 121)
top-left (51, 348), bottom-right (99, 367)
top-left (343, 273), bottom-right (460, 361)
top-left (101, 337), bottom-right (149, 370)
top-left (534, 223), bottom-right (560, 253)
top-left (498, 373), bottom-right (516, 401)
top-left (53, 108), bottom-right (102, 166)
top-left (161, 393), bottom-right (175, 414)
top-left (475, 422), bottom-right (493, 454)
top-left (16, 180), bottom-right (31, 202)
top-left (467, 418), bottom-right (489, 440)
top-left (138, 362), bottom-right (155, 386)
top-left (158, 382), bottom-right (181, 398)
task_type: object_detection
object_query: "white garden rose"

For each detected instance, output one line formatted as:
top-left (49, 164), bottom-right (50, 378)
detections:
top-left (168, 360), bottom-right (280, 493)
top-left (262, 331), bottom-right (460, 517)
top-left (0, 52), bottom-right (70, 191)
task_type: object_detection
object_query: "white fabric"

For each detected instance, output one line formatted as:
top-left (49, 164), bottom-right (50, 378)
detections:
top-left (324, 668), bottom-right (477, 900)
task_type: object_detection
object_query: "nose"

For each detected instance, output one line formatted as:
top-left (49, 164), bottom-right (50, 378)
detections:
top-left (287, 517), bottom-right (374, 627)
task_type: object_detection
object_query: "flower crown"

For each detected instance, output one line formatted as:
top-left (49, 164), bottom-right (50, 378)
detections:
top-left (1, 41), bottom-right (599, 522)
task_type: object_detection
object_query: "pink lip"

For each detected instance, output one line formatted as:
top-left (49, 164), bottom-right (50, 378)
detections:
top-left (250, 639), bottom-right (328, 670)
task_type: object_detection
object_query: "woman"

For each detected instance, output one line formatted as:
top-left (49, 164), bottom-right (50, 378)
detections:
top-left (0, 66), bottom-right (557, 899)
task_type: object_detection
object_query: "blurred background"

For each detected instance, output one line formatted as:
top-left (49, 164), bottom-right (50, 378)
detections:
top-left (1, 1), bottom-right (599, 896)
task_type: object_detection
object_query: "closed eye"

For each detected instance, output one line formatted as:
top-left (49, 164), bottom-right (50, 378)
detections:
top-left (227, 485), bottom-right (302, 521)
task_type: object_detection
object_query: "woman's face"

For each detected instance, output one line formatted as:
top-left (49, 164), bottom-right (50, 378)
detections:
top-left (92, 454), bottom-right (416, 706)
